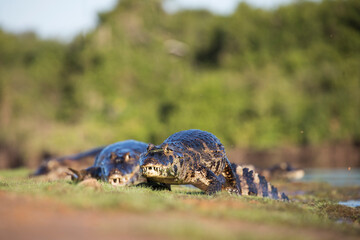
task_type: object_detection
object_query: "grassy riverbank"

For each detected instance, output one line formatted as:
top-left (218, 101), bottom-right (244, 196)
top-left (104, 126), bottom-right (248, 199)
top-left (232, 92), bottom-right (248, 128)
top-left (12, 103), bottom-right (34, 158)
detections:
top-left (0, 168), bottom-right (359, 239)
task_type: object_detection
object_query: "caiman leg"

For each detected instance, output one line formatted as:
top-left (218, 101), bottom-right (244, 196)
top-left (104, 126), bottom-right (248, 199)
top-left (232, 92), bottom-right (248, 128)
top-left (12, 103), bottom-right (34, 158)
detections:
top-left (191, 167), bottom-right (222, 195)
top-left (68, 166), bottom-right (101, 182)
top-left (222, 158), bottom-right (241, 194)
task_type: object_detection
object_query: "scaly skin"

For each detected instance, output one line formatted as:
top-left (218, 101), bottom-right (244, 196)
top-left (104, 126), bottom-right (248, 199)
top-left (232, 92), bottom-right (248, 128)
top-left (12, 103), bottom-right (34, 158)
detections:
top-left (231, 163), bottom-right (289, 200)
top-left (140, 129), bottom-right (241, 195)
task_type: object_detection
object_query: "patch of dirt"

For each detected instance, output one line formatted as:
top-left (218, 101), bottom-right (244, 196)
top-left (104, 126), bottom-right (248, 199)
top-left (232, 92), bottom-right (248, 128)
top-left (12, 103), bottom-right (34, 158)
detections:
top-left (0, 191), bottom-right (359, 240)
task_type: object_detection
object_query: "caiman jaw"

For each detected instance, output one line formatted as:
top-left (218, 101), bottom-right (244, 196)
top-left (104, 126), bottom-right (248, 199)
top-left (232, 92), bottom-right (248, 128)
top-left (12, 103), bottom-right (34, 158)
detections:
top-left (141, 165), bottom-right (167, 178)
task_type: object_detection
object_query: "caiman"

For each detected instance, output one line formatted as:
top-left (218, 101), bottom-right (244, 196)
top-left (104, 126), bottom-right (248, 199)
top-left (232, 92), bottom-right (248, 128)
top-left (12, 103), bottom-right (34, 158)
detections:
top-left (68, 140), bottom-right (148, 186)
top-left (140, 129), bottom-right (288, 200)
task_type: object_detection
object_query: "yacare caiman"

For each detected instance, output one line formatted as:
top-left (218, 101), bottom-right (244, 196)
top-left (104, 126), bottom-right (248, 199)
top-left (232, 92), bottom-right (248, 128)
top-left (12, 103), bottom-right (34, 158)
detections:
top-left (68, 140), bottom-right (148, 186)
top-left (33, 140), bottom-right (170, 190)
top-left (139, 129), bottom-right (288, 200)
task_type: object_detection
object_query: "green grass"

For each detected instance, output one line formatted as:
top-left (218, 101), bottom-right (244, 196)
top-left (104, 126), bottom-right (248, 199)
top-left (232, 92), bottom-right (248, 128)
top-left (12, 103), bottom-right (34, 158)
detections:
top-left (0, 168), bottom-right (359, 239)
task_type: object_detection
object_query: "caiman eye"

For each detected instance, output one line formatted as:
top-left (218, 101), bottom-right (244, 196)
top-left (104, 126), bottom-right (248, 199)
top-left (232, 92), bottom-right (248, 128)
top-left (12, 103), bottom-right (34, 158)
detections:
top-left (110, 152), bottom-right (117, 162)
top-left (163, 144), bottom-right (172, 153)
top-left (123, 152), bottom-right (131, 162)
top-left (147, 144), bottom-right (155, 152)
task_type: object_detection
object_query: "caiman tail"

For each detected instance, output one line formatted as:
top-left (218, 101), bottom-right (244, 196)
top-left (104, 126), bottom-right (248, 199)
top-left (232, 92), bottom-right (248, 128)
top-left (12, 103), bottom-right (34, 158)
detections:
top-left (31, 146), bottom-right (105, 177)
top-left (231, 163), bottom-right (289, 201)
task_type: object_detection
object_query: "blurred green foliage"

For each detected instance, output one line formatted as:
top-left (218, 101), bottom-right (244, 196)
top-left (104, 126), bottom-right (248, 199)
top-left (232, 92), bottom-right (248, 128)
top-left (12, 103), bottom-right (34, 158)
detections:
top-left (0, 0), bottom-right (359, 161)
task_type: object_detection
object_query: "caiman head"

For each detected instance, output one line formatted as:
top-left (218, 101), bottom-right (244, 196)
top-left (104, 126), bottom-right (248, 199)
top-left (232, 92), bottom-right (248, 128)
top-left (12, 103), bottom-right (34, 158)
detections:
top-left (139, 144), bottom-right (183, 183)
top-left (102, 150), bottom-right (140, 186)
top-left (69, 150), bottom-right (140, 187)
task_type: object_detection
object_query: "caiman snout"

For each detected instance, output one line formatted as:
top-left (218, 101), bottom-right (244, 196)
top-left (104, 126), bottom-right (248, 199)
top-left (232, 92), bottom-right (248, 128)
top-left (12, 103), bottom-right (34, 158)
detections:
top-left (108, 174), bottom-right (126, 186)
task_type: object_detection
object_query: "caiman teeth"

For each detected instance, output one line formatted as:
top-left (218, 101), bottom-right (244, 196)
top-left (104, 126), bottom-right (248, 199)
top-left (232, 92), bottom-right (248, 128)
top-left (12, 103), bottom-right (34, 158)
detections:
top-left (141, 165), bottom-right (165, 177)
top-left (108, 174), bottom-right (125, 186)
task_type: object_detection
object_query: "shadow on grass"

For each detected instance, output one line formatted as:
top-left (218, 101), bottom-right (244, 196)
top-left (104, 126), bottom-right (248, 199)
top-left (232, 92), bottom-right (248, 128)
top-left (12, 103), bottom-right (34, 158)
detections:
top-left (184, 191), bottom-right (206, 196)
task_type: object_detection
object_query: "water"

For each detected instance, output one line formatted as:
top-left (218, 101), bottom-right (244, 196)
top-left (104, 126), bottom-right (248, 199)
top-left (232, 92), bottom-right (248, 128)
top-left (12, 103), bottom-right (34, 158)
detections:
top-left (295, 168), bottom-right (360, 186)
top-left (293, 168), bottom-right (360, 208)
top-left (338, 200), bottom-right (360, 208)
